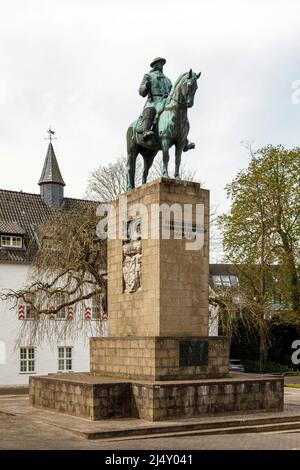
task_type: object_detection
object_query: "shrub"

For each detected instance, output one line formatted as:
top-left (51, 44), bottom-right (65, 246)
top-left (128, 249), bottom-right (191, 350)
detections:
top-left (262, 361), bottom-right (295, 374)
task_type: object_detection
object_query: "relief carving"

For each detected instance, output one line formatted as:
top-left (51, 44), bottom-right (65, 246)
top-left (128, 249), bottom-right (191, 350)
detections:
top-left (123, 240), bottom-right (142, 293)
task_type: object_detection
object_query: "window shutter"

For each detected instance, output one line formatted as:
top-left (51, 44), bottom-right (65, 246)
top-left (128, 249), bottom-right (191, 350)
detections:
top-left (18, 303), bottom-right (25, 320)
top-left (67, 306), bottom-right (74, 320)
top-left (85, 306), bottom-right (91, 320)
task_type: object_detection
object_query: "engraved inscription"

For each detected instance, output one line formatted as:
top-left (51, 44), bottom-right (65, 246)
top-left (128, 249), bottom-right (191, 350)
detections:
top-left (179, 340), bottom-right (208, 367)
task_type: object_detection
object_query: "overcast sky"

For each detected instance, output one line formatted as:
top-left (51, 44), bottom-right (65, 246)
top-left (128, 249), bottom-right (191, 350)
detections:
top-left (0, 0), bottom-right (299, 214)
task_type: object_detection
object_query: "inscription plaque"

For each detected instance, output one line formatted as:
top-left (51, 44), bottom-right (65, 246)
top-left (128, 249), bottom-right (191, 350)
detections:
top-left (179, 340), bottom-right (208, 367)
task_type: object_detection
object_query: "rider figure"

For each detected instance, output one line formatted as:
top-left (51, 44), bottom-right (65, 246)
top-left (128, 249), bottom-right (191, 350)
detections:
top-left (139, 57), bottom-right (195, 151)
top-left (139, 57), bottom-right (171, 141)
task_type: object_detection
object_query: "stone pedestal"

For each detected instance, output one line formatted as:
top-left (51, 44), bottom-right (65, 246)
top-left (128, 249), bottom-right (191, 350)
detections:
top-left (30, 373), bottom-right (284, 421)
top-left (90, 336), bottom-right (229, 381)
top-left (97, 178), bottom-right (229, 382)
top-left (108, 178), bottom-right (210, 337)
top-left (30, 178), bottom-right (284, 421)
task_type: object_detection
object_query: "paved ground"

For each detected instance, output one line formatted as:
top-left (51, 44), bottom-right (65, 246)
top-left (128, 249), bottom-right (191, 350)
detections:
top-left (285, 376), bottom-right (300, 385)
top-left (2, 412), bottom-right (300, 450)
top-left (0, 387), bottom-right (300, 450)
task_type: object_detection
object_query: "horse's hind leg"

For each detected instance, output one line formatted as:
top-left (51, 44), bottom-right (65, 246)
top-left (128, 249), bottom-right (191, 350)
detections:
top-left (162, 139), bottom-right (171, 178)
top-left (141, 150), bottom-right (157, 184)
top-left (127, 148), bottom-right (138, 190)
top-left (127, 127), bottom-right (138, 190)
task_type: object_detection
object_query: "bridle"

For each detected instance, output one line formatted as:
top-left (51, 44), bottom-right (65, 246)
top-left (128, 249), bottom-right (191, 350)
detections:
top-left (165, 75), bottom-right (195, 110)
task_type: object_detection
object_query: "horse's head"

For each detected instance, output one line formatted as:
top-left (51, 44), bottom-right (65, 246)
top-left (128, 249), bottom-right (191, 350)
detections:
top-left (181, 69), bottom-right (201, 108)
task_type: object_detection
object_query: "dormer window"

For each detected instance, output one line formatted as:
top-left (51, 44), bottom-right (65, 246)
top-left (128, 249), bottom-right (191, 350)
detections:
top-left (0, 235), bottom-right (23, 249)
top-left (212, 274), bottom-right (239, 288)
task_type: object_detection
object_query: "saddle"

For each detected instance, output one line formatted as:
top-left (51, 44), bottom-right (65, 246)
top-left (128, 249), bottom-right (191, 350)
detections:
top-left (134, 115), bottom-right (144, 134)
top-left (134, 97), bottom-right (168, 135)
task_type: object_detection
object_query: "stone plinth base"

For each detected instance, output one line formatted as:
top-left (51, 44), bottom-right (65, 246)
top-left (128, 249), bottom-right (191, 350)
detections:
top-left (30, 373), bottom-right (284, 422)
top-left (30, 374), bottom-right (133, 420)
top-left (90, 336), bottom-right (230, 381)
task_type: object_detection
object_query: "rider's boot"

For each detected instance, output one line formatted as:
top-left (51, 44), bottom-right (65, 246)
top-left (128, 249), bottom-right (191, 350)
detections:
top-left (142, 107), bottom-right (155, 141)
top-left (143, 129), bottom-right (154, 141)
top-left (183, 139), bottom-right (195, 152)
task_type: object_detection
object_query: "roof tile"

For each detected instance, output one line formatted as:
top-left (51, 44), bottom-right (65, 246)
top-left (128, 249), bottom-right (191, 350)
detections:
top-left (0, 189), bottom-right (93, 263)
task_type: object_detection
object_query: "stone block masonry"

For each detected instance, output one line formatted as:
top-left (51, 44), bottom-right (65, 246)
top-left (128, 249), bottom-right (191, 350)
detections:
top-left (108, 178), bottom-right (210, 338)
top-left (29, 373), bottom-right (284, 421)
top-left (29, 374), bottom-right (134, 420)
top-left (90, 336), bottom-right (230, 381)
top-left (133, 376), bottom-right (284, 421)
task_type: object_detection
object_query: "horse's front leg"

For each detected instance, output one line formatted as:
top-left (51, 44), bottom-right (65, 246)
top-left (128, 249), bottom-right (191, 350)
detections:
top-left (161, 140), bottom-right (171, 178)
top-left (174, 143), bottom-right (184, 178)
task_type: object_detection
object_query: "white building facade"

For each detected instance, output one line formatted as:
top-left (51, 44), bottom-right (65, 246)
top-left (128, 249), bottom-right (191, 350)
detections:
top-left (0, 141), bottom-right (107, 385)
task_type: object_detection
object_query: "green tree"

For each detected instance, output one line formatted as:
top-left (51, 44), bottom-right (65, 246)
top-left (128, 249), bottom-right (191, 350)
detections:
top-left (218, 145), bottom-right (300, 370)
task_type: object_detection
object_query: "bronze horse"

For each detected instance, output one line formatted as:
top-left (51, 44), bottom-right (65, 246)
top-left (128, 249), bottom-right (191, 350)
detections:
top-left (126, 69), bottom-right (201, 190)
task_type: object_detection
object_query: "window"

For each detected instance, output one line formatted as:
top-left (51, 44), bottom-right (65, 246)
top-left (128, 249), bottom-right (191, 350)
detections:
top-left (212, 274), bottom-right (239, 288)
top-left (229, 275), bottom-right (239, 286)
top-left (24, 294), bottom-right (37, 320)
top-left (25, 304), bottom-right (36, 319)
top-left (20, 347), bottom-right (35, 373)
top-left (56, 309), bottom-right (66, 320)
top-left (212, 275), bottom-right (222, 287)
top-left (58, 347), bottom-right (72, 371)
top-left (1, 235), bottom-right (23, 248)
top-left (56, 293), bottom-right (67, 320)
top-left (221, 275), bottom-right (231, 287)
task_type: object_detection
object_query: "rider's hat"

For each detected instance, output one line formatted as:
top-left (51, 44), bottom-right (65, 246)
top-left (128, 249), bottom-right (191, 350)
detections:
top-left (150, 57), bottom-right (166, 68)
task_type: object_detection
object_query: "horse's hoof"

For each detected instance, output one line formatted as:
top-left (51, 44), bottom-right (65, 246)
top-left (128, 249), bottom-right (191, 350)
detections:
top-left (183, 142), bottom-right (195, 152)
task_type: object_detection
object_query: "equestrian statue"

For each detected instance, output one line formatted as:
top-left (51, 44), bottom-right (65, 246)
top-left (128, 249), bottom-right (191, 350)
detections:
top-left (127, 57), bottom-right (201, 190)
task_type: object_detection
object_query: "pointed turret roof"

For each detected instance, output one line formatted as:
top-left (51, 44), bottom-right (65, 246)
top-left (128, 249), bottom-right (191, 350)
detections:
top-left (38, 142), bottom-right (65, 186)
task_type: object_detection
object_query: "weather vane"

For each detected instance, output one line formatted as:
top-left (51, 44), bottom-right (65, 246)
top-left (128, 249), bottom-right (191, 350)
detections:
top-left (45, 126), bottom-right (57, 142)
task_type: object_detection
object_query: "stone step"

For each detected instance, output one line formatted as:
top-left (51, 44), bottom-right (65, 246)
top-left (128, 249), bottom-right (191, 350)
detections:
top-left (0, 410), bottom-right (15, 417)
top-left (0, 386), bottom-right (28, 396)
top-left (52, 414), bottom-right (300, 441)
top-left (91, 421), bottom-right (300, 442)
